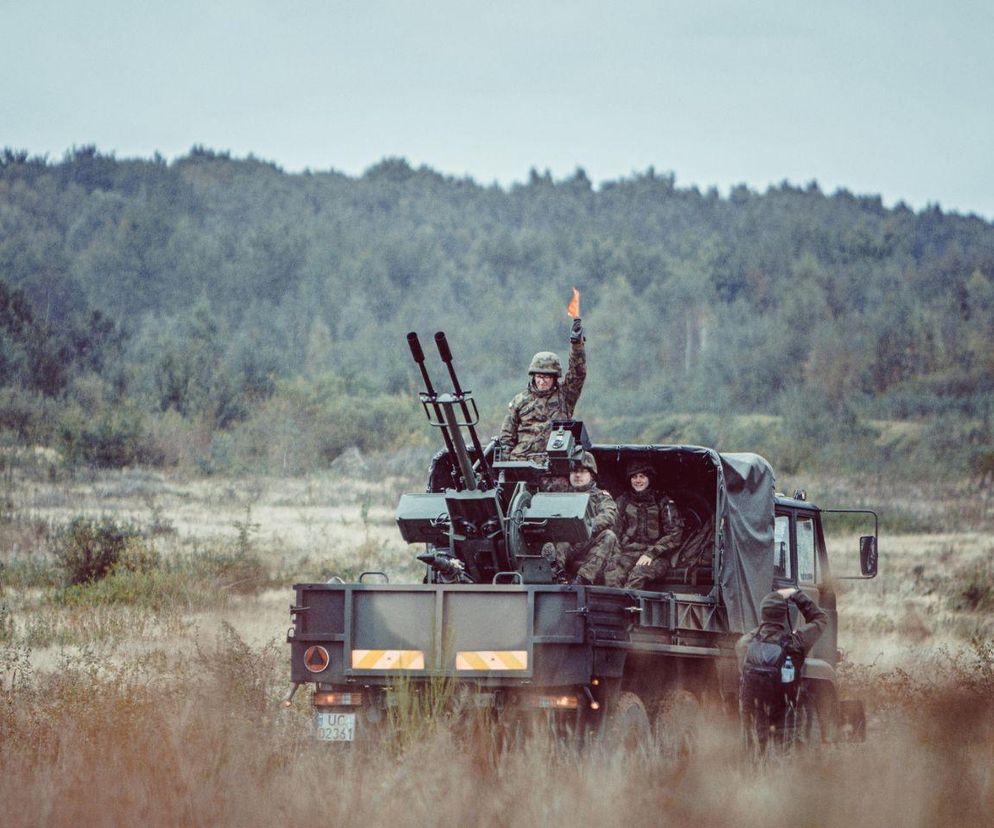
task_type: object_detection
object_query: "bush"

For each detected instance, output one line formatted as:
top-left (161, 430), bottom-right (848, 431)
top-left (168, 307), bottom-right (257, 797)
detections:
top-left (58, 403), bottom-right (159, 468)
top-left (51, 567), bottom-right (210, 612)
top-left (218, 375), bottom-right (425, 475)
top-left (51, 517), bottom-right (148, 585)
top-left (0, 555), bottom-right (61, 589)
top-left (0, 387), bottom-right (57, 443)
top-left (171, 545), bottom-right (271, 594)
top-left (952, 564), bottom-right (994, 612)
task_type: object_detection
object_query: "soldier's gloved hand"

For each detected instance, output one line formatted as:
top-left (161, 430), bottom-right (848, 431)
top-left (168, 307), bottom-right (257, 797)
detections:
top-left (569, 318), bottom-right (584, 343)
top-left (635, 554), bottom-right (653, 568)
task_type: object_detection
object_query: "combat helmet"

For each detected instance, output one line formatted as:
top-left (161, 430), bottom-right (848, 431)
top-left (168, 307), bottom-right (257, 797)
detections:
top-left (626, 460), bottom-right (654, 479)
top-left (528, 351), bottom-right (562, 377)
top-left (573, 451), bottom-right (598, 475)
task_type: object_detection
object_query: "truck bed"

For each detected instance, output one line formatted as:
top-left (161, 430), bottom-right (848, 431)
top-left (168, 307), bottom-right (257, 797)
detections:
top-left (289, 582), bottom-right (733, 689)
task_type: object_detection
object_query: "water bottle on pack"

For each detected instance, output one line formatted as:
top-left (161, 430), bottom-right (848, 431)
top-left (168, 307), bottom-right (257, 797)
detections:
top-left (781, 655), bottom-right (795, 684)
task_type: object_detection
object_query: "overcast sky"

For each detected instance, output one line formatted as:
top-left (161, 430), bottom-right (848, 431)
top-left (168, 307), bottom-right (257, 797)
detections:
top-left (3, 1), bottom-right (992, 219)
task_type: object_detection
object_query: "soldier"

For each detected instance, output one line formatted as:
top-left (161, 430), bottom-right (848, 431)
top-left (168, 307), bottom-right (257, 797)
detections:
top-left (546, 451), bottom-right (618, 585)
top-left (605, 461), bottom-right (685, 589)
top-left (500, 318), bottom-right (586, 462)
top-left (736, 588), bottom-right (828, 758)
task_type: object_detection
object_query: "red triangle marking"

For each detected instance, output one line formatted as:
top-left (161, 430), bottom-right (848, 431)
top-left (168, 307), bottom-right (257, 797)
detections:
top-left (305, 647), bottom-right (328, 670)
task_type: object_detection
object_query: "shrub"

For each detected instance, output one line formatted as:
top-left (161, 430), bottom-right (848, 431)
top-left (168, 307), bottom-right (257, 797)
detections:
top-left (172, 545), bottom-right (271, 594)
top-left (0, 555), bottom-right (61, 589)
top-left (0, 387), bottom-right (57, 443)
top-left (219, 375), bottom-right (425, 475)
top-left (0, 603), bottom-right (13, 642)
top-left (953, 565), bottom-right (994, 612)
top-left (50, 567), bottom-right (210, 613)
top-left (51, 517), bottom-right (146, 585)
top-left (58, 403), bottom-right (159, 468)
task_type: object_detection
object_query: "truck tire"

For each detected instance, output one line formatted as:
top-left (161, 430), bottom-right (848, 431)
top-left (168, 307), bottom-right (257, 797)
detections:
top-left (838, 699), bottom-right (866, 743)
top-left (654, 688), bottom-right (701, 759)
top-left (800, 681), bottom-right (838, 745)
top-left (496, 708), bottom-right (582, 754)
top-left (457, 708), bottom-right (503, 769)
top-left (601, 691), bottom-right (652, 755)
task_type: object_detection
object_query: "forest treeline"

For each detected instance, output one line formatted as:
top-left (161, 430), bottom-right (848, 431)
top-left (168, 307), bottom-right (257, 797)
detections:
top-left (1, 145), bottom-right (993, 478)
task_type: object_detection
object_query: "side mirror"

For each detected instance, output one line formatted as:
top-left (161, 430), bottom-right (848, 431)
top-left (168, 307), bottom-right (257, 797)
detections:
top-left (859, 536), bottom-right (878, 578)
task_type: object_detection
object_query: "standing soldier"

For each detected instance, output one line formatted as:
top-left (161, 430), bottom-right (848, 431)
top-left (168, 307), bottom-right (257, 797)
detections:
top-left (736, 588), bottom-right (828, 758)
top-left (605, 461), bottom-right (685, 589)
top-left (545, 451), bottom-right (618, 585)
top-left (500, 317), bottom-right (586, 462)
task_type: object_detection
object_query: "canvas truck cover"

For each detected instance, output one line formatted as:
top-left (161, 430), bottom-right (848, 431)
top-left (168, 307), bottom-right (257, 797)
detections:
top-left (717, 452), bottom-right (775, 632)
top-left (592, 445), bottom-right (775, 633)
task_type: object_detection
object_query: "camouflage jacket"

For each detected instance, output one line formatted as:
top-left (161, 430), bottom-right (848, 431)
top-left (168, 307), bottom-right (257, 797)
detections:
top-left (577, 483), bottom-right (618, 541)
top-left (615, 489), bottom-right (685, 562)
top-left (734, 591), bottom-right (828, 670)
top-left (500, 340), bottom-right (586, 460)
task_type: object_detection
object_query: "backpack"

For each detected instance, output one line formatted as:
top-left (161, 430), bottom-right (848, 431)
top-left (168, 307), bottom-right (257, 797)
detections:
top-left (741, 633), bottom-right (798, 699)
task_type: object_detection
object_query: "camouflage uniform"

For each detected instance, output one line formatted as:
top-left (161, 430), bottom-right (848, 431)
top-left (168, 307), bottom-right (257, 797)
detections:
top-left (736, 591), bottom-right (828, 757)
top-left (605, 488), bottom-right (685, 589)
top-left (500, 339), bottom-right (586, 462)
top-left (553, 483), bottom-right (619, 584)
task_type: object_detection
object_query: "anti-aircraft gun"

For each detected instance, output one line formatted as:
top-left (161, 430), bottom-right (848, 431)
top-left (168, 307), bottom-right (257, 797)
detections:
top-left (396, 331), bottom-right (594, 585)
top-left (286, 330), bottom-right (878, 748)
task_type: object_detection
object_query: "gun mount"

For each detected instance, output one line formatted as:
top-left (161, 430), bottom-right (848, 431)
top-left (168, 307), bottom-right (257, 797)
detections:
top-left (290, 330), bottom-right (880, 750)
top-left (397, 332), bottom-right (593, 584)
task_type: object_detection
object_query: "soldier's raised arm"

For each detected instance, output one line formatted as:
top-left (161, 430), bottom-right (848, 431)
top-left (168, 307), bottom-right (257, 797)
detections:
top-left (788, 589), bottom-right (828, 652)
top-left (559, 316), bottom-right (584, 413)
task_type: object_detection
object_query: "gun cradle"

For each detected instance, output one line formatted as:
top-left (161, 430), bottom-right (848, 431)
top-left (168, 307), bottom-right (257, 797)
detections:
top-left (396, 490), bottom-right (592, 549)
top-left (517, 492), bottom-right (592, 545)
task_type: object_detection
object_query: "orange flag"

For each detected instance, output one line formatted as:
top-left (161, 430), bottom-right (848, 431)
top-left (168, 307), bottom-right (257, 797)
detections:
top-left (567, 287), bottom-right (581, 319)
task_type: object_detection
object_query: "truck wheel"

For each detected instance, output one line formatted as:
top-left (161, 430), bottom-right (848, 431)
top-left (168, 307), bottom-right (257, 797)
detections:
top-left (838, 700), bottom-right (866, 743)
top-left (800, 682), bottom-right (838, 746)
top-left (496, 709), bottom-right (581, 754)
top-left (457, 708), bottom-right (503, 768)
top-left (654, 688), bottom-right (700, 759)
top-left (601, 691), bottom-right (652, 755)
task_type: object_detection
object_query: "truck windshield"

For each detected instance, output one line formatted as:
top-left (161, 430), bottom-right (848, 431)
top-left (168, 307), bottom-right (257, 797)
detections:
top-left (773, 514), bottom-right (791, 579)
top-left (797, 515), bottom-right (817, 583)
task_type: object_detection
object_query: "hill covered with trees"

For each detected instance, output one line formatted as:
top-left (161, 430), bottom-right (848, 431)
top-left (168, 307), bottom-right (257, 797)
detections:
top-left (1, 146), bottom-right (992, 478)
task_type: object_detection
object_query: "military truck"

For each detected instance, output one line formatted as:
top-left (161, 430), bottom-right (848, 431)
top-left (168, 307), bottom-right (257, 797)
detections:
top-left (285, 332), bottom-right (877, 746)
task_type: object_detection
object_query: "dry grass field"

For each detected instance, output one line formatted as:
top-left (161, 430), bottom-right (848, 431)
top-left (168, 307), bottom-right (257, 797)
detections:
top-left (2, 462), bottom-right (993, 827)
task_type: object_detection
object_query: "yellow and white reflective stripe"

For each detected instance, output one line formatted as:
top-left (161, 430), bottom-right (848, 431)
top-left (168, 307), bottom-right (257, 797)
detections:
top-left (455, 651), bottom-right (528, 671)
top-left (350, 649), bottom-right (425, 670)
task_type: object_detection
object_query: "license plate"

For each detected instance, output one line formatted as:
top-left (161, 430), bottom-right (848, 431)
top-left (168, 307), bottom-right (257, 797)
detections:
top-left (315, 711), bottom-right (356, 742)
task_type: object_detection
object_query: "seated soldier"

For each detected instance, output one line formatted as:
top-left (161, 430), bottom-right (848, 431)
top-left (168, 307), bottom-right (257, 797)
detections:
top-left (605, 460), bottom-right (685, 589)
top-left (545, 451), bottom-right (618, 585)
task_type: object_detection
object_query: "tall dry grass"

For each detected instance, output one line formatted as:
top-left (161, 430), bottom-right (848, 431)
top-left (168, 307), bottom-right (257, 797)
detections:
top-left (2, 630), bottom-right (994, 827)
top-left (2, 466), bottom-right (994, 826)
